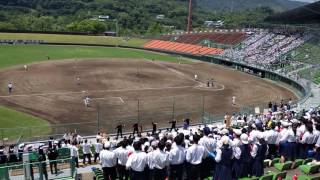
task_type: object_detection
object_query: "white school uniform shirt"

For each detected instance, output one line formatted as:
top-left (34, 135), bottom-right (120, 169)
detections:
top-left (126, 151), bottom-right (148, 172)
top-left (301, 131), bottom-right (315, 144)
top-left (94, 143), bottom-right (103, 154)
top-left (147, 150), bottom-right (156, 170)
top-left (169, 144), bottom-right (186, 165)
top-left (151, 149), bottom-right (169, 169)
top-left (313, 130), bottom-right (320, 144)
top-left (99, 149), bottom-right (117, 168)
top-left (249, 130), bottom-right (260, 143)
top-left (199, 136), bottom-right (216, 158)
top-left (279, 128), bottom-right (296, 143)
top-left (81, 143), bottom-right (91, 154)
top-left (114, 147), bottom-right (129, 166)
top-left (70, 145), bottom-right (79, 157)
top-left (264, 129), bottom-right (279, 144)
top-left (186, 144), bottom-right (205, 165)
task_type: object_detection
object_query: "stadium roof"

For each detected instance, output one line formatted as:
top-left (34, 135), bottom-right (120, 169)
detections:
top-left (265, 1), bottom-right (320, 24)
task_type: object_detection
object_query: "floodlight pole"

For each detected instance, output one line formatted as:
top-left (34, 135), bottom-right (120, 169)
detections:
top-left (187, 0), bottom-right (192, 33)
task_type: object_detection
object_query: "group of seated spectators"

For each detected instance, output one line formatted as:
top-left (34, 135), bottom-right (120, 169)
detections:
top-left (223, 30), bottom-right (310, 66)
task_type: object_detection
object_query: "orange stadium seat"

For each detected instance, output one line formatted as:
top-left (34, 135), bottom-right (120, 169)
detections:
top-left (143, 40), bottom-right (224, 55)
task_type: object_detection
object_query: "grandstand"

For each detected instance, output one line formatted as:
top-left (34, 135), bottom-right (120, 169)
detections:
top-left (223, 30), bottom-right (311, 65)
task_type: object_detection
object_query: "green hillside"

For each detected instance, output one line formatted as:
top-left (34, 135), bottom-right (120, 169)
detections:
top-left (0, 0), bottom-right (303, 34)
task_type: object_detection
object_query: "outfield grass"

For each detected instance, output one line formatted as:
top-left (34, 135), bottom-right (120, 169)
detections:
top-left (0, 33), bottom-right (148, 47)
top-left (0, 106), bottom-right (51, 141)
top-left (0, 45), bottom-right (191, 69)
top-left (0, 45), bottom-right (192, 142)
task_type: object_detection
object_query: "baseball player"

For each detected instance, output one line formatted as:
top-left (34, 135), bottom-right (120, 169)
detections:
top-left (194, 74), bottom-right (198, 81)
top-left (76, 76), bottom-right (80, 85)
top-left (211, 78), bottom-right (214, 87)
top-left (23, 65), bottom-right (28, 71)
top-left (232, 96), bottom-right (236, 106)
top-left (8, 83), bottom-right (13, 94)
top-left (84, 96), bottom-right (91, 107)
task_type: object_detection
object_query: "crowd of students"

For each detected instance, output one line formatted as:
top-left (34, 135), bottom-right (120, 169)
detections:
top-left (2, 103), bottom-right (320, 180)
top-left (223, 31), bottom-right (310, 65)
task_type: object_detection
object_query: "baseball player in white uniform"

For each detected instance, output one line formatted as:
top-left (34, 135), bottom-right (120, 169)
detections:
top-left (8, 83), bottom-right (13, 94)
top-left (84, 96), bottom-right (91, 107)
top-left (194, 74), bottom-right (198, 81)
top-left (24, 65), bottom-right (28, 71)
top-left (232, 96), bottom-right (236, 106)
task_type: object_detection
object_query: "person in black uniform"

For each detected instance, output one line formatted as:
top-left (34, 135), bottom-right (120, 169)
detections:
top-left (116, 124), bottom-right (124, 139)
top-left (8, 145), bottom-right (18, 163)
top-left (152, 122), bottom-right (157, 135)
top-left (233, 134), bottom-right (252, 179)
top-left (47, 145), bottom-right (59, 175)
top-left (169, 120), bottom-right (176, 131)
top-left (38, 148), bottom-right (48, 180)
top-left (251, 136), bottom-right (268, 177)
top-left (0, 146), bottom-right (7, 165)
top-left (214, 136), bottom-right (233, 180)
top-left (133, 123), bottom-right (139, 136)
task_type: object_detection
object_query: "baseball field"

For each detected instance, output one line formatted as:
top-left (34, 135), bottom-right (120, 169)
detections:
top-left (0, 44), bottom-right (298, 141)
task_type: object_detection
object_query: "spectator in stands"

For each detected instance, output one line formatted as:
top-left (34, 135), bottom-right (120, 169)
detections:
top-left (48, 145), bottom-right (59, 175)
top-left (151, 140), bottom-right (169, 180)
top-left (233, 134), bottom-right (252, 178)
top-left (169, 134), bottom-right (185, 180)
top-left (38, 148), bottom-right (48, 180)
top-left (114, 140), bottom-right (130, 180)
top-left (81, 139), bottom-right (92, 165)
top-left (8, 145), bottom-right (18, 163)
top-left (199, 127), bottom-right (216, 179)
top-left (100, 142), bottom-right (117, 180)
top-left (186, 134), bottom-right (205, 180)
top-left (126, 140), bottom-right (148, 180)
top-left (94, 139), bottom-right (103, 163)
top-left (214, 136), bottom-right (233, 180)
top-left (264, 122), bottom-right (279, 159)
top-left (0, 146), bottom-right (7, 165)
top-left (251, 134), bottom-right (268, 177)
top-left (70, 142), bottom-right (79, 168)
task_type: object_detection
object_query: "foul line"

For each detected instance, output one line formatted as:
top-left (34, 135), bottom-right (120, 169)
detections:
top-left (92, 96), bottom-right (125, 103)
top-left (0, 86), bottom-right (194, 98)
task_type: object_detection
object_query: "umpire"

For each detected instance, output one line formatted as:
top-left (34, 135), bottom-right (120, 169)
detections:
top-left (48, 145), bottom-right (59, 175)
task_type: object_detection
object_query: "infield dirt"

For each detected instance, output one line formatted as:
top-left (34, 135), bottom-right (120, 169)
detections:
top-left (0, 58), bottom-right (297, 135)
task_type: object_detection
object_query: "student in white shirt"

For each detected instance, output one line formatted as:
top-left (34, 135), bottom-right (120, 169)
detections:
top-left (169, 134), bottom-right (186, 180)
top-left (186, 134), bottom-right (205, 180)
top-left (94, 139), bottom-right (103, 163)
top-left (81, 139), bottom-right (92, 165)
top-left (199, 127), bottom-right (216, 179)
top-left (264, 122), bottom-right (279, 159)
top-left (126, 141), bottom-right (148, 180)
top-left (70, 142), bottom-right (79, 168)
top-left (114, 140), bottom-right (130, 180)
top-left (151, 140), bottom-right (169, 180)
top-left (100, 142), bottom-right (117, 180)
